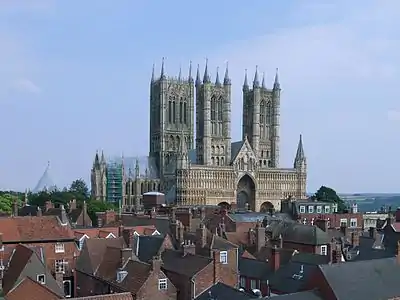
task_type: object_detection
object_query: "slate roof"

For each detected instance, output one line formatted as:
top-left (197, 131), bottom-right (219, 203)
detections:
top-left (238, 257), bottom-right (273, 281)
top-left (114, 260), bottom-right (154, 295)
top-left (114, 214), bottom-right (171, 235)
top-left (351, 235), bottom-right (394, 262)
top-left (161, 249), bottom-right (213, 277)
top-left (272, 290), bottom-right (323, 300)
top-left (70, 293), bottom-right (133, 300)
top-left (265, 220), bottom-right (330, 245)
top-left (0, 216), bottom-right (75, 242)
top-left (290, 253), bottom-right (330, 265)
top-left (319, 257), bottom-right (400, 300)
top-left (133, 235), bottom-right (165, 262)
top-left (195, 282), bottom-right (258, 300)
top-left (228, 212), bottom-right (292, 223)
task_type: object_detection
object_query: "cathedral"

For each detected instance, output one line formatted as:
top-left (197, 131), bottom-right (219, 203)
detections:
top-left (91, 59), bottom-right (307, 212)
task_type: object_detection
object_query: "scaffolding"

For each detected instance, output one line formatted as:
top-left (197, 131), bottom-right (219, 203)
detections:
top-left (106, 161), bottom-right (123, 208)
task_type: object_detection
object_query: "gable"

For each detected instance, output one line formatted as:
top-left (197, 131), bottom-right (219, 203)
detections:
top-left (231, 138), bottom-right (257, 171)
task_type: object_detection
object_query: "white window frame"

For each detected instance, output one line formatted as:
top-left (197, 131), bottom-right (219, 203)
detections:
top-left (158, 278), bottom-right (168, 290)
top-left (324, 206), bottom-right (330, 213)
top-left (55, 259), bottom-right (65, 274)
top-left (37, 274), bottom-right (46, 284)
top-left (55, 242), bottom-right (65, 253)
top-left (350, 218), bottom-right (357, 228)
top-left (320, 245), bottom-right (328, 256)
top-left (308, 206), bottom-right (314, 213)
top-left (63, 280), bottom-right (72, 298)
top-left (219, 251), bottom-right (228, 264)
top-left (316, 206), bottom-right (322, 214)
top-left (240, 276), bottom-right (246, 287)
top-left (340, 219), bottom-right (348, 227)
top-left (250, 279), bottom-right (257, 289)
top-left (299, 206), bottom-right (306, 213)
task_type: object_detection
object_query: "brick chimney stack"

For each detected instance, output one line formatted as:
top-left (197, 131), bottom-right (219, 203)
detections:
top-left (69, 199), bottom-right (77, 210)
top-left (351, 231), bottom-right (360, 247)
top-left (60, 205), bottom-right (69, 225)
top-left (151, 255), bottom-right (162, 272)
top-left (150, 207), bottom-right (157, 219)
top-left (12, 200), bottom-right (18, 217)
top-left (196, 224), bottom-right (207, 248)
top-left (271, 245), bottom-right (280, 271)
top-left (255, 221), bottom-right (265, 252)
top-left (37, 207), bottom-right (42, 217)
top-left (200, 207), bottom-right (206, 221)
top-left (182, 240), bottom-right (196, 256)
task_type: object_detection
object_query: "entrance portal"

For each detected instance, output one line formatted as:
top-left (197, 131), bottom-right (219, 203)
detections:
top-left (218, 202), bottom-right (231, 210)
top-left (260, 201), bottom-right (275, 214)
top-left (236, 174), bottom-right (256, 210)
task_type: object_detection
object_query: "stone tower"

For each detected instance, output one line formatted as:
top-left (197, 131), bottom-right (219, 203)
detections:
top-left (294, 134), bottom-right (307, 198)
top-left (242, 68), bottom-right (280, 168)
top-left (195, 60), bottom-right (232, 166)
top-left (91, 151), bottom-right (107, 201)
top-left (149, 59), bottom-right (195, 179)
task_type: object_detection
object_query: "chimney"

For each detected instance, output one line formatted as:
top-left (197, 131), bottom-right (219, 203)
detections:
top-left (60, 205), bottom-right (69, 225)
top-left (170, 207), bottom-right (176, 222)
top-left (271, 245), bottom-right (280, 271)
top-left (178, 222), bottom-right (184, 243)
top-left (196, 224), bottom-right (207, 248)
top-left (182, 240), bottom-right (196, 256)
top-left (45, 201), bottom-right (53, 211)
top-left (328, 240), bottom-right (334, 263)
top-left (200, 207), bottom-right (206, 220)
top-left (340, 224), bottom-right (348, 238)
top-left (333, 244), bottom-right (342, 263)
top-left (118, 225), bottom-right (124, 238)
top-left (351, 231), bottom-right (359, 247)
top-left (83, 200), bottom-right (87, 215)
top-left (278, 234), bottom-right (283, 248)
top-left (70, 199), bottom-right (77, 210)
top-left (369, 227), bottom-right (376, 239)
top-left (55, 271), bottom-right (63, 290)
top-left (315, 219), bottom-right (328, 232)
top-left (120, 248), bottom-right (132, 268)
top-left (151, 255), bottom-right (162, 273)
top-left (37, 207), bottom-right (42, 217)
top-left (187, 208), bottom-right (193, 231)
top-left (150, 207), bottom-right (157, 219)
top-left (12, 200), bottom-right (18, 217)
top-left (97, 214), bottom-right (103, 228)
top-left (255, 221), bottom-right (265, 252)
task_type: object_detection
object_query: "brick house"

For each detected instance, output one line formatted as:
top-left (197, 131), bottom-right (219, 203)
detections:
top-left (0, 215), bottom-right (78, 297)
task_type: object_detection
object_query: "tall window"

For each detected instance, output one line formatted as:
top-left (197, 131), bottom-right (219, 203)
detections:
top-left (179, 102), bottom-right (183, 123)
top-left (168, 101), bottom-right (172, 123)
top-left (55, 259), bottom-right (65, 273)
top-left (55, 243), bottom-right (64, 253)
top-left (172, 101), bottom-right (176, 123)
top-left (183, 102), bottom-right (187, 124)
top-left (158, 278), bottom-right (168, 290)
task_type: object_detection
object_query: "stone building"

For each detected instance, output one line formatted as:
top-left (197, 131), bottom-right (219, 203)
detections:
top-left (92, 59), bottom-right (307, 212)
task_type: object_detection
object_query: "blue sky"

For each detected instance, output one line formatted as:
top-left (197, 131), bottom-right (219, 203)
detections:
top-left (1, 0), bottom-right (399, 193)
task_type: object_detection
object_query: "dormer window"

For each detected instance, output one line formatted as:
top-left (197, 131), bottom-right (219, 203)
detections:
top-left (324, 206), bottom-right (330, 213)
top-left (308, 206), bottom-right (314, 213)
top-left (299, 206), bottom-right (306, 213)
top-left (219, 251), bottom-right (228, 264)
top-left (37, 274), bottom-right (46, 285)
top-left (55, 243), bottom-right (65, 253)
top-left (316, 206), bottom-right (322, 214)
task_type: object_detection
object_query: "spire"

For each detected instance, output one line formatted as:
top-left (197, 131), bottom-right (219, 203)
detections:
top-left (188, 61), bottom-right (193, 83)
top-left (94, 150), bottom-right (100, 166)
top-left (196, 64), bottom-right (201, 86)
top-left (135, 158), bottom-right (140, 178)
top-left (203, 58), bottom-right (210, 83)
top-left (243, 69), bottom-right (249, 90)
top-left (215, 67), bottom-right (221, 86)
top-left (151, 63), bottom-right (155, 82)
top-left (262, 72), bottom-right (266, 89)
top-left (253, 65), bottom-right (260, 88)
top-left (224, 62), bottom-right (231, 85)
top-left (160, 57), bottom-right (166, 80)
top-left (101, 151), bottom-right (105, 163)
top-left (294, 134), bottom-right (306, 168)
top-left (178, 65), bottom-right (182, 82)
top-left (273, 68), bottom-right (280, 90)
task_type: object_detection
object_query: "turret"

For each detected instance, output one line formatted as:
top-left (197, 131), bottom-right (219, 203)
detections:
top-left (294, 134), bottom-right (306, 170)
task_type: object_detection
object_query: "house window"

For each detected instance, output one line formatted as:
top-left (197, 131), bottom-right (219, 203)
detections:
top-left (63, 280), bottom-right (72, 298)
top-left (55, 259), bottom-right (65, 273)
top-left (340, 219), bottom-right (347, 227)
top-left (240, 276), bottom-right (246, 288)
top-left (158, 278), bottom-right (168, 290)
top-left (37, 274), bottom-right (46, 285)
top-left (219, 251), bottom-right (228, 264)
top-left (324, 206), bottom-right (330, 213)
top-left (250, 279), bottom-right (257, 289)
top-left (55, 243), bottom-right (65, 253)
top-left (299, 206), bottom-right (306, 213)
top-left (320, 245), bottom-right (328, 255)
top-left (350, 218), bottom-right (357, 228)
top-left (308, 206), bottom-right (314, 213)
top-left (316, 206), bottom-right (322, 213)
top-left (79, 237), bottom-right (86, 250)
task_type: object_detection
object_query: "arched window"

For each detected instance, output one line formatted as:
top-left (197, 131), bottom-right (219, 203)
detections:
top-left (173, 101), bottom-right (176, 123)
top-left (168, 101), bottom-right (172, 123)
top-left (183, 102), bottom-right (187, 124)
top-left (217, 96), bottom-right (223, 121)
top-left (179, 102), bottom-right (183, 123)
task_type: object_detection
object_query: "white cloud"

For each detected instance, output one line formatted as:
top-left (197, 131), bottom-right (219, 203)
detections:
top-left (11, 78), bottom-right (41, 94)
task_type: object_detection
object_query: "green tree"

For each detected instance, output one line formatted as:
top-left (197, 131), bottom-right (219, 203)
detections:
top-left (312, 185), bottom-right (347, 213)
top-left (69, 179), bottom-right (89, 202)
top-left (86, 200), bottom-right (116, 227)
top-left (0, 193), bottom-right (22, 214)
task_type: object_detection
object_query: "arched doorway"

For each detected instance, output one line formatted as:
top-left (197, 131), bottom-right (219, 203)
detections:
top-left (260, 201), bottom-right (275, 214)
top-left (218, 202), bottom-right (231, 210)
top-left (236, 174), bottom-right (256, 210)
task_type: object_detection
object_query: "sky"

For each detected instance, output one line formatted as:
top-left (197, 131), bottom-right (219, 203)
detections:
top-left (1, 0), bottom-right (400, 193)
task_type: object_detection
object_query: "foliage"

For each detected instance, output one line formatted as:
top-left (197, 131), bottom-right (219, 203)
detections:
top-left (311, 185), bottom-right (347, 213)
top-left (0, 179), bottom-right (116, 226)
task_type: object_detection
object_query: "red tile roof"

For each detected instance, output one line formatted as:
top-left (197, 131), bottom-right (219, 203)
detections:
top-left (70, 293), bottom-right (133, 300)
top-left (0, 216), bottom-right (75, 242)
top-left (4, 277), bottom-right (60, 300)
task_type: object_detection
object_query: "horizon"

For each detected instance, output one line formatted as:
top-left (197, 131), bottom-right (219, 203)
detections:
top-left (1, 1), bottom-right (400, 193)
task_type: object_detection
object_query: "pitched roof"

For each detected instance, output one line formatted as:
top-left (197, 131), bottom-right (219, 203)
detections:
top-left (76, 237), bottom-right (126, 275)
top-left (74, 227), bottom-right (119, 239)
top-left (70, 293), bottom-right (133, 300)
top-left (116, 260), bottom-right (153, 294)
top-left (238, 257), bottom-right (273, 281)
top-left (319, 257), bottom-right (400, 300)
top-left (272, 290), bottom-right (323, 300)
top-left (161, 249), bottom-right (212, 277)
top-left (133, 235), bottom-right (165, 262)
top-left (4, 277), bottom-right (60, 300)
top-left (195, 282), bottom-right (258, 300)
top-left (0, 216), bottom-right (75, 242)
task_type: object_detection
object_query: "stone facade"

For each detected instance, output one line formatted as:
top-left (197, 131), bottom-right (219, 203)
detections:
top-left (92, 60), bottom-right (307, 212)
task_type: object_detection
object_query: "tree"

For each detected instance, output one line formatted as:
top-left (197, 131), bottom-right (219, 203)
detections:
top-left (312, 185), bottom-right (347, 213)
top-left (0, 193), bottom-right (22, 214)
top-left (69, 179), bottom-right (89, 197)
top-left (86, 200), bottom-right (117, 227)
